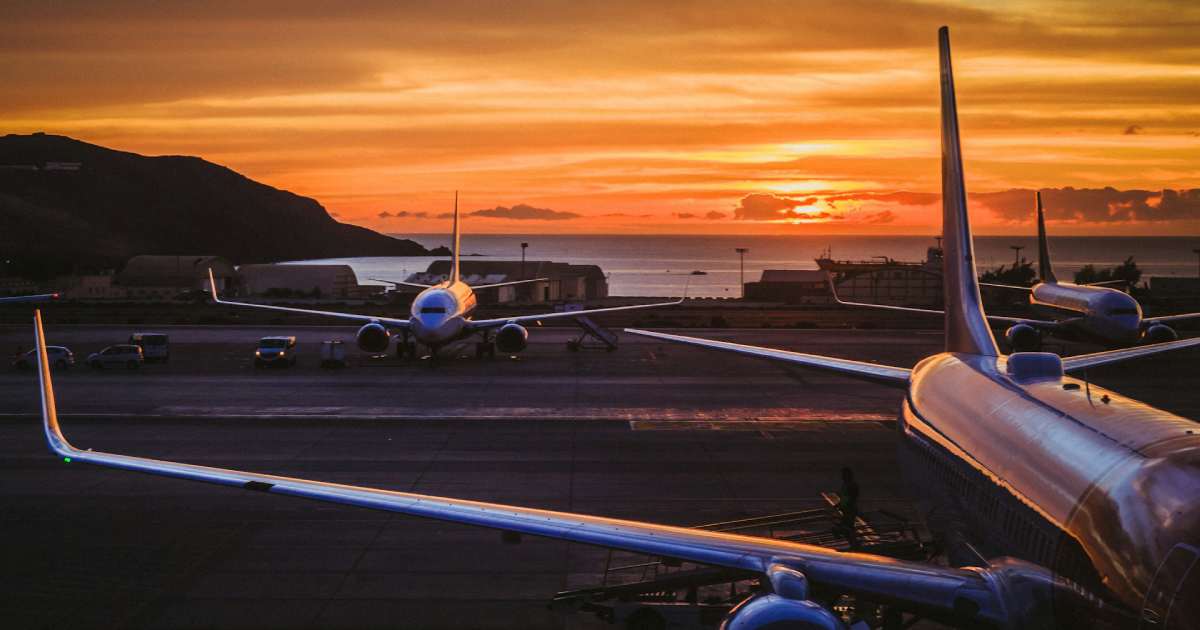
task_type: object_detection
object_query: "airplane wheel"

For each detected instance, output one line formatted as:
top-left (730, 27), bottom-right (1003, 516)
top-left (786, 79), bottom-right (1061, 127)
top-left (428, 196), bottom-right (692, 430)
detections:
top-left (90, 360), bottom-right (102, 370)
top-left (475, 342), bottom-right (485, 359)
top-left (567, 340), bottom-right (580, 352)
top-left (487, 343), bottom-right (496, 358)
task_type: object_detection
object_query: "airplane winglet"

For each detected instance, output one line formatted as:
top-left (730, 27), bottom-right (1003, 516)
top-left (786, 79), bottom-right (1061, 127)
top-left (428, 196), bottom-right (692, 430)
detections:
top-left (207, 268), bottom-right (221, 303)
top-left (34, 310), bottom-right (73, 458)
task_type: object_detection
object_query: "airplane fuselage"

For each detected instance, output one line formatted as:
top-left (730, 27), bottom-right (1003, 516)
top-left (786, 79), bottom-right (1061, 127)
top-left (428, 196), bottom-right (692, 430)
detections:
top-left (902, 352), bottom-right (1200, 627)
top-left (1031, 282), bottom-right (1143, 347)
top-left (407, 281), bottom-right (478, 347)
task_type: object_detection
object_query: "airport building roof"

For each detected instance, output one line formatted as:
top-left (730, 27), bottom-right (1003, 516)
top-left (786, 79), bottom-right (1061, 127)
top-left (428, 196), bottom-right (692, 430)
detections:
top-left (117, 255), bottom-right (235, 288)
top-left (758, 270), bottom-right (828, 284)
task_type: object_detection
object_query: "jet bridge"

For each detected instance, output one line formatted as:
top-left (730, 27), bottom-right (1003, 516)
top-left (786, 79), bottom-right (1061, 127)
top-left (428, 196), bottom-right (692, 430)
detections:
top-left (551, 494), bottom-right (929, 629)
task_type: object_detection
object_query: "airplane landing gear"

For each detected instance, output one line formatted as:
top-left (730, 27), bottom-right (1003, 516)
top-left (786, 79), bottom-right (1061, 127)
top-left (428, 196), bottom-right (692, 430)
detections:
top-left (476, 332), bottom-right (496, 359)
top-left (396, 333), bottom-right (415, 360)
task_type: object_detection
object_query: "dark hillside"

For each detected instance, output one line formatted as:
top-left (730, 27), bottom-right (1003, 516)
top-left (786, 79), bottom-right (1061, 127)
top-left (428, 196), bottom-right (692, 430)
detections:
top-left (0, 133), bottom-right (428, 277)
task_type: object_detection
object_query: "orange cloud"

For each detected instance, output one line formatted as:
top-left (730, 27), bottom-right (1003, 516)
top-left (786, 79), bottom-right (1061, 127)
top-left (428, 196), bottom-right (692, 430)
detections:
top-left (3, 2), bottom-right (1199, 235)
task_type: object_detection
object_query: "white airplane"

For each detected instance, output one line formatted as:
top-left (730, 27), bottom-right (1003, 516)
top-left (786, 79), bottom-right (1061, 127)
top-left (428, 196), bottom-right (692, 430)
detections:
top-left (976, 191), bottom-right (1200, 349)
top-left (31, 28), bottom-right (1200, 628)
top-left (0, 292), bottom-right (58, 304)
top-left (208, 196), bottom-right (682, 360)
top-left (830, 191), bottom-right (1200, 352)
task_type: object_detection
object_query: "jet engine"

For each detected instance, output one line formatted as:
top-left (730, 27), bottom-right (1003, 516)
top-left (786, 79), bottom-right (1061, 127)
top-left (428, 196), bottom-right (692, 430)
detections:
top-left (1004, 324), bottom-right (1041, 352)
top-left (356, 322), bottom-right (391, 353)
top-left (717, 564), bottom-right (841, 629)
top-left (495, 323), bottom-right (529, 353)
top-left (1141, 323), bottom-right (1178, 345)
top-left (718, 594), bottom-right (841, 630)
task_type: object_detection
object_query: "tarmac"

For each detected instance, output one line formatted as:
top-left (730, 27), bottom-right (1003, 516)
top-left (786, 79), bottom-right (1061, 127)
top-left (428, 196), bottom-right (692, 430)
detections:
top-left (2, 323), bottom-right (1198, 629)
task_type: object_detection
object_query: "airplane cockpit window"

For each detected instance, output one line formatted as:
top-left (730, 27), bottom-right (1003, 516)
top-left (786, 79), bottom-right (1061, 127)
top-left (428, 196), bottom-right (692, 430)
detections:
top-left (1107, 308), bottom-right (1139, 316)
top-left (420, 307), bottom-right (447, 314)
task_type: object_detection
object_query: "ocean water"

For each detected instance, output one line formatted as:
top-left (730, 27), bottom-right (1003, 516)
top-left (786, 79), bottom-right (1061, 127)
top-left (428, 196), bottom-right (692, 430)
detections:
top-left (284, 234), bottom-right (1200, 298)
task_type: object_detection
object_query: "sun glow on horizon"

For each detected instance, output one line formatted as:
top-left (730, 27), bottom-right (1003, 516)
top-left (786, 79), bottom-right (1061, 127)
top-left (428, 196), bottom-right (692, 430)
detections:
top-left (3, 1), bottom-right (1199, 235)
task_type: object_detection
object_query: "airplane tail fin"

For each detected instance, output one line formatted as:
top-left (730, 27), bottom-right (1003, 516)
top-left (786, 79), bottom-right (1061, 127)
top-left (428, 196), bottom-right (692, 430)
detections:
top-left (1035, 191), bottom-right (1057, 283)
top-left (938, 27), bottom-right (998, 357)
top-left (450, 191), bottom-right (461, 283)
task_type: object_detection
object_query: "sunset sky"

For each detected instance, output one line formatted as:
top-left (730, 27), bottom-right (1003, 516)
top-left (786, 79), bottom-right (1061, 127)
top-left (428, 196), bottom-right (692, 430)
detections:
top-left (4, 1), bottom-right (1200, 235)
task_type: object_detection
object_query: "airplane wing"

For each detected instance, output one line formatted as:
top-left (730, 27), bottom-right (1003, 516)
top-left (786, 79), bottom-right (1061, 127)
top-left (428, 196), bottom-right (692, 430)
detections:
top-left (1143, 312), bottom-right (1200, 326)
top-left (830, 287), bottom-right (1058, 330)
top-left (467, 297), bottom-right (684, 330)
top-left (1084, 280), bottom-right (1128, 289)
top-left (979, 282), bottom-right (1032, 292)
top-left (208, 269), bottom-right (410, 329)
top-left (367, 277), bottom-right (434, 290)
top-left (1061, 336), bottom-right (1200, 371)
top-left (29, 309), bottom-right (1024, 628)
top-left (624, 328), bottom-right (910, 387)
top-left (0, 293), bottom-right (59, 304)
top-left (471, 277), bottom-right (549, 290)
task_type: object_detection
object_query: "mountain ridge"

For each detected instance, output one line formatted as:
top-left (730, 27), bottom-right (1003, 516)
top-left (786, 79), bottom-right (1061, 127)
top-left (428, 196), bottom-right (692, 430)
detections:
top-left (0, 133), bottom-right (432, 278)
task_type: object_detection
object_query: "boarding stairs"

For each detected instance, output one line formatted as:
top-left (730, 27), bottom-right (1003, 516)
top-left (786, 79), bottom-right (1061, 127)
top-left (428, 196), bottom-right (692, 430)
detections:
top-left (551, 493), bottom-right (929, 627)
top-left (567, 315), bottom-right (618, 351)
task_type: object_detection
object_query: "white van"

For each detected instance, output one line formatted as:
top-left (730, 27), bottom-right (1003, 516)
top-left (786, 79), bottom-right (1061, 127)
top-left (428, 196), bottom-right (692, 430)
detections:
top-left (129, 332), bottom-right (170, 363)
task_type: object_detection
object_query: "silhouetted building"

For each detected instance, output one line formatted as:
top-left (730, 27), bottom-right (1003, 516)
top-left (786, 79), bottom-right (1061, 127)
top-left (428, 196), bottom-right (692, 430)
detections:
top-left (116, 255), bottom-right (236, 300)
top-left (817, 243), bottom-right (943, 307)
top-left (238, 264), bottom-right (376, 298)
top-left (744, 270), bottom-right (831, 304)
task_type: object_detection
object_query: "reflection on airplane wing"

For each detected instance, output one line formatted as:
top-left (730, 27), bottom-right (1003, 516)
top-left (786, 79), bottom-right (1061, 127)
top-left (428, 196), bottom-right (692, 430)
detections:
top-left (468, 297), bottom-right (683, 330)
top-left (1061, 336), bottom-right (1200, 371)
top-left (624, 328), bottom-right (910, 387)
top-left (208, 269), bottom-right (410, 328)
top-left (32, 310), bottom-right (1016, 627)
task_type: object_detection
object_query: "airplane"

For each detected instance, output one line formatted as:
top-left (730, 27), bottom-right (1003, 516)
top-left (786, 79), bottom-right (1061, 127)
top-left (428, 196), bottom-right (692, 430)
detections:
top-left (207, 195), bottom-right (682, 361)
top-left (0, 292), bottom-right (59, 304)
top-left (28, 28), bottom-right (1200, 629)
top-left (829, 193), bottom-right (1200, 352)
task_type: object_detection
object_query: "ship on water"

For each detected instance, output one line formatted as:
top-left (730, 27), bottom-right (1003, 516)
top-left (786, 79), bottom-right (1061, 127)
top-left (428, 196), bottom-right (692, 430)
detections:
top-left (816, 239), bottom-right (944, 307)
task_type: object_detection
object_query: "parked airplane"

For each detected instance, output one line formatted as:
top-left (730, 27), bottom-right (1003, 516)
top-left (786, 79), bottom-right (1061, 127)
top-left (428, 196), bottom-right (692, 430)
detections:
top-left (830, 193), bottom-right (1200, 352)
top-left (31, 28), bottom-right (1200, 628)
top-left (0, 293), bottom-right (58, 304)
top-left (980, 191), bottom-right (1200, 348)
top-left (208, 195), bottom-right (681, 360)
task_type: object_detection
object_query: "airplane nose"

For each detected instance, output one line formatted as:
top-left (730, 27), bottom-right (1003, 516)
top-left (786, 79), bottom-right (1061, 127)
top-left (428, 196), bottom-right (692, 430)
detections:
top-left (413, 315), bottom-right (463, 344)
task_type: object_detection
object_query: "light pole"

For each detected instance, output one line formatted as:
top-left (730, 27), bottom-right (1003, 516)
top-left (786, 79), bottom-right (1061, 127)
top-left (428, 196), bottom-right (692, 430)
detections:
top-left (520, 242), bottom-right (529, 279)
top-left (735, 247), bottom-right (749, 299)
top-left (1193, 248), bottom-right (1200, 278)
top-left (1009, 245), bottom-right (1024, 268)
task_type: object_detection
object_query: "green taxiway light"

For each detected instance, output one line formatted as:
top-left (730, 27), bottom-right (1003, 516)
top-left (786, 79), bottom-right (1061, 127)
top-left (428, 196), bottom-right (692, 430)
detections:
top-left (63, 457), bottom-right (71, 463)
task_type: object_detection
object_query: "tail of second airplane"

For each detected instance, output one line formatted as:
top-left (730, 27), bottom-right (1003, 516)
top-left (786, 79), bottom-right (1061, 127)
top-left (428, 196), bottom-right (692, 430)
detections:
top-left (450, 191), bottom-right (461, 284)
top-left (938, 27), bottom-right (999, 357)
top-left (1035, 191), bottom-right (1057, 283)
